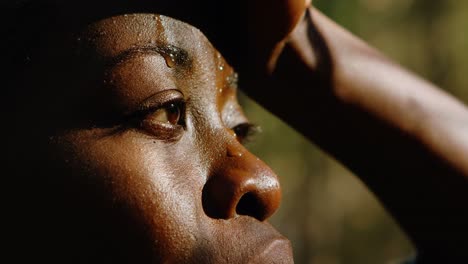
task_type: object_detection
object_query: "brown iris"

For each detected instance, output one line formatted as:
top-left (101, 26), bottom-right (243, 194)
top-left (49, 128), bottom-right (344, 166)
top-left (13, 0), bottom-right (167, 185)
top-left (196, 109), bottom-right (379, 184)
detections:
top-left (149, 103), bottom-right (181, 125)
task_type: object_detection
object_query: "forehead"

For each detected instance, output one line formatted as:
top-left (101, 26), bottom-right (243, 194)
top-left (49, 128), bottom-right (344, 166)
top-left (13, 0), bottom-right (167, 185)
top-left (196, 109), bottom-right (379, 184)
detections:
top-left (76, 14), bottom-right (238, 122)
top-left (83, 14), bottom-right (211, 60)
top-left (81, 14), bottom-right (235, 89)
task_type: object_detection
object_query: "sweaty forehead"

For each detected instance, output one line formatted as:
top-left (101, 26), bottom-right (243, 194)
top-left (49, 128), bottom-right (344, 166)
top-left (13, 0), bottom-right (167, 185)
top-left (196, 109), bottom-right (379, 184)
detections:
top-left (82, 14), bottom-right (216, 64)
top-left (75, 13), bottom-right (239, 120)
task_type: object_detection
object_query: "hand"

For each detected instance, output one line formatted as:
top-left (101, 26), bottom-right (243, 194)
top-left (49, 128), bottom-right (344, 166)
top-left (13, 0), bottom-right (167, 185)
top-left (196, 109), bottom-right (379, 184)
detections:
top-left (247, 0), bottom-right (313, 74)
top-left (158, 0), bottom-right (311, 76)
top-left (248, 0), bottom-right (312, 48)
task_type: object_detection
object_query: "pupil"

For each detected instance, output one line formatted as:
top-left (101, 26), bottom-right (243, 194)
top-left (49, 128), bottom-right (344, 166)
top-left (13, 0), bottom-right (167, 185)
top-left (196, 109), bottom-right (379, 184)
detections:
top-left (167, 103), bottom-right (180, 124)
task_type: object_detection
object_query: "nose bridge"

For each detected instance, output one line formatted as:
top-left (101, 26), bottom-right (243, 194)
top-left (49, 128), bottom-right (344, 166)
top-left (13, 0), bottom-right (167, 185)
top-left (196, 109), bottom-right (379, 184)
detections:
top-left (202, 130), bottom-right (282, 221)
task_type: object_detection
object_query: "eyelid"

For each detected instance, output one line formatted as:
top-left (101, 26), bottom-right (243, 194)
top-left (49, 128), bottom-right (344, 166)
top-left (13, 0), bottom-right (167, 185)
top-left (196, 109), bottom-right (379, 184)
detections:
top-left (121, 89), bottom-right (186, 140)
top-left (134, 89), bottom-right (184, 113)
top-left (122, 89), bottom-right (185, 125)
top-left (233, 123), bottom-right (261, 145)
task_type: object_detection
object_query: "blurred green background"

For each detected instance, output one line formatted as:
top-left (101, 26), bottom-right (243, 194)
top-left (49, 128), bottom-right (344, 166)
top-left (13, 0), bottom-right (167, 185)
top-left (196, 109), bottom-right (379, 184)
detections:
top-left (239, 0), bottom-right (468, 263)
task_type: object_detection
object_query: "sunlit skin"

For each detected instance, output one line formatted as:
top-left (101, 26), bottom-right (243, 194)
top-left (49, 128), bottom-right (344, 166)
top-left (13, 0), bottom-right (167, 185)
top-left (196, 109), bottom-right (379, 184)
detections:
top-left (216, 2), bottom-right (468, 262)
top-left (64, 14), bottom-right (297, 263)
top-left (7, 12), bottom-right (292, 264)
top-left (162, 0), bottom-right (468, 261)
top-left (5, 0), bottom-right (468, 263)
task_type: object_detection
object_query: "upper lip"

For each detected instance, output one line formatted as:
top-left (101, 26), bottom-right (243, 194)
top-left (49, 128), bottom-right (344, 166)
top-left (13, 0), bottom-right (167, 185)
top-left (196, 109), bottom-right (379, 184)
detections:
top-left (248, 237), bottom-right (293, 264)
top-left (208, 216), bottom-right (294, 263)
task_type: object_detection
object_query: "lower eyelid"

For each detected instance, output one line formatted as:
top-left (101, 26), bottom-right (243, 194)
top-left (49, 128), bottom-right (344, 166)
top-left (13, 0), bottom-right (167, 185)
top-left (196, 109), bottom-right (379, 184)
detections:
top-left (140, 119), bottom-right (184, 140)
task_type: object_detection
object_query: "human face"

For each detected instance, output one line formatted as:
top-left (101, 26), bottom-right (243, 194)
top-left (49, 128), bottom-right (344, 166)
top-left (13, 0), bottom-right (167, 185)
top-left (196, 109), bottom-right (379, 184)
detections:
top-left (38, 14), bottom-right (293, 263)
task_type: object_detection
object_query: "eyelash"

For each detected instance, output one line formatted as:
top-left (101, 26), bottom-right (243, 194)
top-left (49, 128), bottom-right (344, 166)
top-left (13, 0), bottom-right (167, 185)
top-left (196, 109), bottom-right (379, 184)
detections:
top-left (232, 123), bottom-right (260, 145)
top-left (124, 99), bottom-right (258, 144)
top-left (127, 99), bottom-right (186, 131)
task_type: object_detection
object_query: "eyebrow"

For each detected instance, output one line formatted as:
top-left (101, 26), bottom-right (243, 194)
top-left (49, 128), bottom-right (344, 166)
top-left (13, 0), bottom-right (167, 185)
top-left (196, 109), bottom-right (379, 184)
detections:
top-left (107, 44), bottom-right (192, 69)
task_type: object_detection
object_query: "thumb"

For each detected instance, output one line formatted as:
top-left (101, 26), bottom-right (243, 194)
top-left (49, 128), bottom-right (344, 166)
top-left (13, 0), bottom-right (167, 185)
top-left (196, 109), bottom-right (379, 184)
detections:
top-left (249, 0), bottom-right (310, 46)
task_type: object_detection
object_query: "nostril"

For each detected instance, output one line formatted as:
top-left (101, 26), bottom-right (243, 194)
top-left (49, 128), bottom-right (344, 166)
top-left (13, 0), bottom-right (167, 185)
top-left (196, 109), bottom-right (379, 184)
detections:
top-left (236, 192), bottom-right (265, 221)
top-left (202, 146), bottom-right (282, 221)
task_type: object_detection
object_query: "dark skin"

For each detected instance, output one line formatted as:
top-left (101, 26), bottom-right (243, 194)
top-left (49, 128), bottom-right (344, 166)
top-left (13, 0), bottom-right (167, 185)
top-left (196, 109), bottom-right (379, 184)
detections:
top-left (8, 9), bottom-right (291, 264)
top-left (6, 0), bottom-right (467, 263)
top-left (199, 1), bottom-right (468, 261)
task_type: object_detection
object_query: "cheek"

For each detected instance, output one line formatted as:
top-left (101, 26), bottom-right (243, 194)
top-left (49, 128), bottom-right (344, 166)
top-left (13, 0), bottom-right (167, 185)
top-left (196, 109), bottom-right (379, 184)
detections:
top-left (70, 132), bottom-right (205, 260)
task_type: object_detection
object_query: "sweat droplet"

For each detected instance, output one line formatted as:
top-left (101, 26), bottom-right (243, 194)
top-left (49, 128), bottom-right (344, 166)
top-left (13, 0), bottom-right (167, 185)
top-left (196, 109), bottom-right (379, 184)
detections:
top-left (154, 15), bottom-right (167, 41)
top-left (163, 53), bottom-right (176, 68)
top-left (226, 72), bottom-right (239, 89)
top-left (227, 145), bottom-right (243, 158)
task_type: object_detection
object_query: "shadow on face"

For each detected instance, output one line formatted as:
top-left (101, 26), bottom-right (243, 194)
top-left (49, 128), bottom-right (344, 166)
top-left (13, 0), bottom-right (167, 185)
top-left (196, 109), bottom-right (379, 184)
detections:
top-left (5, 7), bottom-right (293, 264)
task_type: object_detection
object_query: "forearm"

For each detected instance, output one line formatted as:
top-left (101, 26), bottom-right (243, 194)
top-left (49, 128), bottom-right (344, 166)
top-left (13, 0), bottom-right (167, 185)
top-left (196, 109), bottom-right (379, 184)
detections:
top-left (308, 9), bottom-right (468, 175)
top-left (244, 7), bottom-right (468, 259)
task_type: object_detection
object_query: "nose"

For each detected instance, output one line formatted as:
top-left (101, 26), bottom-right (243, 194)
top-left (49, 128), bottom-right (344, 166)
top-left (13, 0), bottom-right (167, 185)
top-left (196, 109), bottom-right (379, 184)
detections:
top-left (202, 138), bottom-right (282, 221)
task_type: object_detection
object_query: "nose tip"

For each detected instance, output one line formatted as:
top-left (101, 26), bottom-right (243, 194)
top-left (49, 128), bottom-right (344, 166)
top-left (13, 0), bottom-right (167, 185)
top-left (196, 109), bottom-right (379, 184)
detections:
top-left (202, 145), bottom-right (282, 221)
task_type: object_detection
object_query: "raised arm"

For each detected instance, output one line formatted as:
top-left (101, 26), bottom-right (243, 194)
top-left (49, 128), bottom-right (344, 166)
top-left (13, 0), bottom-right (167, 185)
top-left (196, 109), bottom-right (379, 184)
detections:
top-left (243, 6), bottom-right (468, 261)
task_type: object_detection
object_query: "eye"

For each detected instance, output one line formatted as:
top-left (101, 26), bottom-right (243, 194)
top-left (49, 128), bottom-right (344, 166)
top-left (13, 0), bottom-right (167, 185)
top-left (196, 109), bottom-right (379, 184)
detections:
top-left (148, 102), bottom-right (182, 125)
top-left (136, 99), bottom-right (186, 139)
top-left (232, 123), bottom-right (260, 145)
